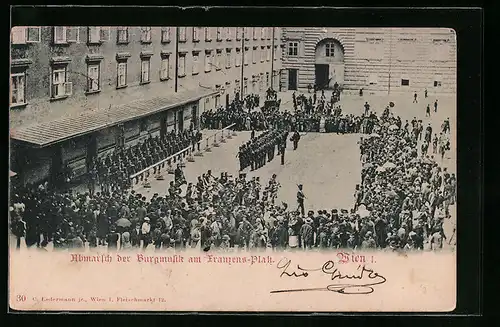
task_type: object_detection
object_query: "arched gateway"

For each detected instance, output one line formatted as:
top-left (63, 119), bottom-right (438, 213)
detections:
top-left (314, 38), bottom-right (345, 90)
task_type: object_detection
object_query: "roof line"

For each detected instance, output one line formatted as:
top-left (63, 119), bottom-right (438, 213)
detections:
top-left (12, 88), bottom-right (218, 147)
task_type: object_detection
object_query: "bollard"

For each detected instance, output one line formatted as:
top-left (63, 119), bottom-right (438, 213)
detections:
top-left (213, 133), bottom-right (220, 147)
top-left (226, 130), bottom-right (232, 139)
top-left (179, 155), bottom-right (186, 168)
top-left (167, 161), bottom-right (174, 174)
top-left (232, 130), bottom-right (237, 136)
top-left (220, 133), bottom-right (226, 143)
top-left (187, 150), bottom-right (195, 162)
top-left (205, 139), bottom-right (212, 152)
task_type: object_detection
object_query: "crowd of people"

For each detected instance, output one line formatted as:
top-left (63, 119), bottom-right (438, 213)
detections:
top-left (200, 94), bottom-right (267, 131)
top-left (237, 129), bottom-right (289, 171)
top-left (87, 129), bottom-right (203, 194)
top-left (10, 88), bottom-right (455, 252)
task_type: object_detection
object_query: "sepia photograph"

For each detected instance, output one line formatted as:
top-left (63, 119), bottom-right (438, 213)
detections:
top-left (9, 23), bottom-right (459, 312)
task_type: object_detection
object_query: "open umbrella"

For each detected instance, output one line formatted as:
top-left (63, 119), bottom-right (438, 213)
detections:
top-left (376, 166), bottom-right (386, 173)
top-left (369, 133), bottom-right (381, 138)
top-left (363, 162), bottom-right (374, 169)
top-left (388, 124), bottom-right (399, 131)
top-left (115, 218), bottom-right (131, 228)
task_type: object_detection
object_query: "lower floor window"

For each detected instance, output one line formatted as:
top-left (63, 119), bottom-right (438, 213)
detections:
top-left (51, 67), bottom-right (72, 98)
top-left (11, 72), bottom-right (26, 106)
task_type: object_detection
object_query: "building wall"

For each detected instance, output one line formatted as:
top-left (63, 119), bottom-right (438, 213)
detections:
top-left (281, 27), bottom-right (456, 94)
top-left (10, 26), bottom-right (282, 130)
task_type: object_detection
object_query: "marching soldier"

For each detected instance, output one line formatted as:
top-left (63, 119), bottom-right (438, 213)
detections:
top-left (291, 131), bottom-right (300, 150)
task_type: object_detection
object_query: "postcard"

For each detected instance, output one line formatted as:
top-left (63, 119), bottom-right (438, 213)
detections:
top-left (9, 25), bottom-right (456, 312)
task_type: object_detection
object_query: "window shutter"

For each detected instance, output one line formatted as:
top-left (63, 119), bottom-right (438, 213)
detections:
top-left (26, 27), bottom-right (41, 42)
top-left (100, 27), bottom-right (110, 41)
top-left (11, 27), bottom-right (26, 44)
top-left (65, 82), bottom-right (73, 95)
top-left (67, 27), bottom-right (79, 42)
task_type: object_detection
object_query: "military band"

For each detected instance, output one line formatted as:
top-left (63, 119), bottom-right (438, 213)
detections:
top-left (238, 129), bottom-right (288, 172)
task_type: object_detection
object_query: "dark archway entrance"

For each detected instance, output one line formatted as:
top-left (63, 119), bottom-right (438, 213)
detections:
top-left (314, 38), bottom-right (345, 90)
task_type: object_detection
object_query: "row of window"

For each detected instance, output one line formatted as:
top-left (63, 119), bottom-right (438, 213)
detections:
top-left (10, 47), bottom-right (278, 107)
top-left (210, 71), bottom-right (281, 106)
top-left (11, 26), bottom-right (278, 45)
top-left (286, 41), bottom-right (336, 57)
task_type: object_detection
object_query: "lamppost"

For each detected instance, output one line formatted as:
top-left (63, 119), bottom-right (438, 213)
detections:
top-left (270, 27), bottom-right (275, 90)
top-left (388, 28), bottom-right (393, 95)
top-left (240, 27), bottom-right (245, 100)
top-left (175, 26), bottom-right (179, 93)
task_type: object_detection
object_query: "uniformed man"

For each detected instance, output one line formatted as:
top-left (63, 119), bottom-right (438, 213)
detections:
top-left (280, 141), bottom-right (286, 165)
top-left (291, 131), bottom-right (300, 150)
top-left (364, 101), bottom-right (370, 115)
top-left (297, 184), bottom-right (306, 217)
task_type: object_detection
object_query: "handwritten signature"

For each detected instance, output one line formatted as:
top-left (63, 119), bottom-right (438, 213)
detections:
top-left (270, 258), bottom-right (387, 295)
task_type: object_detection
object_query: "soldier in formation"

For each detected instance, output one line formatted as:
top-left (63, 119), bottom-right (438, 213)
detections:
top-left (237, 129), bottom-right (288, 171)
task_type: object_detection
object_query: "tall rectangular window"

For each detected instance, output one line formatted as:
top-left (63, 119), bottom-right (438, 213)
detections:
top-left (261, 46), bottom-right (265, 62)
top-left (11, 27), bottom-right (27, 44)
top-left (178, 54), bottom-right (186, 76)
top-left (325, 42), bottom-right (335, 57)
top-left (266, 72), bottom-right (270, 88)
top-left (235, 49), bottom-right (241, 67)
top-left (160, 55), bottom-right (170, 80)
top-left (236, 27), bottom-right (241, 40)
top-left (288, 41), bottom-right (298, 56)
top-left (274, 46), bottom-right (278, 61)
top-left (205, 52), bottom-right (212, 72)
top-left (261, 27), bottom-right (266, 39)
top-left (141, 27), bottom-right (152, 43)
top-left (87, 63), bottom-right (100, 92)
top-left (117, 27), bottom-right (129, 43)
top-left (252, 47), bottom-right (257, 63)
top-left (161, 27), bottom-right (171, 43)
top-left (88, 27), bottom-right (101, 43)
top-left (51, 67), bottom-right (72, 98)
top-left (54, 27), bottom-right (66, 43)
top-left (192, 52), bottom-right (199, 74)
top-left (244, 27), bottom-right (250, 40)
top-left (141, 59), bottom-right (151, 83)
top-left (244, 78), bottom-right (248, 95)
top-left (10, 73), bottom-right (26, 106)
top-left (216, 51), bottom-right (222, 70)
top-left (244, 48), bottom-right (249, 65)
top-left (225, 50), bottom-right (232, 68)
top-left (117, 61), bottom-right (127, 87)
top-left (205, 27), bottom-right (212, 41)
top-left (193, 27), bottom-right (199, 41)
top-left (266, 46), bottom-right (271, 61)
top-left (225, 27), bottom-right (231, 40)
top-left (216, 27), bottom-right (222, 41)
top-left (179, 27), bottom-right (187, 42)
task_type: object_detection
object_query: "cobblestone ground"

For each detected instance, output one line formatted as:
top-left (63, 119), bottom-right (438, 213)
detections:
top-left (11, 91), bottom-right (456, 251)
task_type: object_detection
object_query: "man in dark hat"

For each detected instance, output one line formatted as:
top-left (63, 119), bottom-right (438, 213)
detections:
top-left (291, 131), bottom-right (300, 151)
